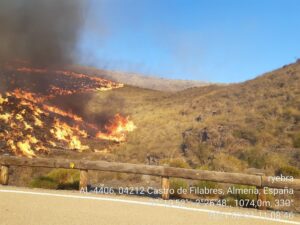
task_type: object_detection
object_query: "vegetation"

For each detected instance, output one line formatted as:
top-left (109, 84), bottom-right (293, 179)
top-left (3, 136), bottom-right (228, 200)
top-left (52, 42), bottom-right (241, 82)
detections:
top-left (293, 132), bottom-right (300, 148)
top-left (226, 185), bottom-right (257, 202)
top-left (30, 169), bottom-right (79, 190)
top-left (30, 176), bottom-right (58, 189)
top-left (193, 181), bottom-right (219, 197)
top-left (169, 178), bottom-right (189, 198)
top-left (276, 166), bottom-right (300, 178)
top-left (237, 147), bottom-right (267, 169)
top-left (80, 60), bottom-right (300, 175)
top-left (211, 153), bottom-right (247, 172)
top-left (233, 129), bottom-right (258, 145)
top-left (160, 158), bottom-right (190, 168)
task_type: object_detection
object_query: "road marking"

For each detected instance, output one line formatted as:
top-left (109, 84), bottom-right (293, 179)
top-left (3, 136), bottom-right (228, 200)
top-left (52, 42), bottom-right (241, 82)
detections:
top-left (0, 189), bottom-right (299, 225)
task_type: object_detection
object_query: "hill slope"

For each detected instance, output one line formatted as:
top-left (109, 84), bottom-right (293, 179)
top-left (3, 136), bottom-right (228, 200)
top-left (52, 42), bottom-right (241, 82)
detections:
top-left (86, 61), bottom-right (300, 175)
top-left (1, 61), bottom-right (299, 176)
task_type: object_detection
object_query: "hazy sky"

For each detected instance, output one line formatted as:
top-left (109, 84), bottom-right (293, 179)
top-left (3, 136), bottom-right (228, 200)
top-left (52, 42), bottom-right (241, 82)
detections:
top-left (77, 0), bottom-right (300, 83)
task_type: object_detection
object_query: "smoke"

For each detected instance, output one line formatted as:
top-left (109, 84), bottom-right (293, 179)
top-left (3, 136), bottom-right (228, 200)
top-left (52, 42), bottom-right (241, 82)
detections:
top-left (0, 0), bottom-right (86, 67)
top-left (48, 92), bottom-right (125, 128)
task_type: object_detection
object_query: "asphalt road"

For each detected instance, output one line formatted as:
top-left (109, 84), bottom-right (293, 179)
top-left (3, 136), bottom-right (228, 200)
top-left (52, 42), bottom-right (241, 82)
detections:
top-left (0, 186), bottom-right (299, 225)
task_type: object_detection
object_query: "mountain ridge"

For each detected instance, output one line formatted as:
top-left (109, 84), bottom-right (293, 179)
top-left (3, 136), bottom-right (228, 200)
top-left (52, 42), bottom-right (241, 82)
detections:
top-left (69, 65), bottom-right (211, 92)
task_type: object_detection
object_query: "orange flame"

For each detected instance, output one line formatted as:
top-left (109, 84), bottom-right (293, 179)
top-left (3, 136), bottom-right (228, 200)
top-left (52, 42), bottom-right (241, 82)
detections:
top-left (15, 66), bottom-right (124, 92)
top-left (50, 119), bottom-right (88, 151)
top-left (96, 114), bottom-right (136, 142)
top-left (0, 64), bottom-right (137, 157)
top-left (43, 105), bottom-right (83, 122)
top-left (12, 89), bottom-right (46, 103)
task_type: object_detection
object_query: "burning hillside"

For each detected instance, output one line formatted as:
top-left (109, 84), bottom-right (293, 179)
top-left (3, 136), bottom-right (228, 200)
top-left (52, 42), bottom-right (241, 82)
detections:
top-left (0, 1), bottom-right (137, 158)
top-left (2, 62), bottom-right (124, 94)
top-left (0, 91), bottom-right (88, 157)
top-left (0, 63), bottom-right (136, 158)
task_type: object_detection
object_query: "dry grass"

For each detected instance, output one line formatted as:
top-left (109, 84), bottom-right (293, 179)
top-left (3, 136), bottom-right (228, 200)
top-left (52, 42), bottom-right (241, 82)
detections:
top-left (83, 61), bottom-right (300, 175)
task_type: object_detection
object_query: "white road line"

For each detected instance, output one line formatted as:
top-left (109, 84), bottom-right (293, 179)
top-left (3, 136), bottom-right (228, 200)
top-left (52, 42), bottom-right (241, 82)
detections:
top-left (0, 189), bottom-right (299, 225)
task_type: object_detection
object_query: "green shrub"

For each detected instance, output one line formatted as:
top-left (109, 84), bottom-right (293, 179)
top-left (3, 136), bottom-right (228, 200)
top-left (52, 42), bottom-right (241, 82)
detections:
top-left (193, 181), bottom-right (219, 197)
top-left (227, 185), bottom-right (257, 202)
top-left (222, 196), bottom-right (237, 207)
top-left (47, 169), bottom-right (80, 184)
top-left (30, 176), bottom-right (58, 189)
top-left (276, 166), bottom-right (300, 178)
top-left (169, 178), bottom-right (189, 198)
top-left (30, 169), bottom-right (80, 190)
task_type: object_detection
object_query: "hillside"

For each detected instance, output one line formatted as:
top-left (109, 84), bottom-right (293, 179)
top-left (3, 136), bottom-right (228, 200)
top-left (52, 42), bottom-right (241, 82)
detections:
top-left (69, 65), bottom-right (209, 92)
top-left (86, 61), bottom-right (300, 176)
top-left (1, 61), bottom-right (299, 177)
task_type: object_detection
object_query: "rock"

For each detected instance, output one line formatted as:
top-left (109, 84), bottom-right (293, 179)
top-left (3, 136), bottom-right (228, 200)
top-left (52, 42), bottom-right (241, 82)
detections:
top-left (195, 115), bottom-right (202, 122)
top-left (146, 154), bottom-right (159, 165)
top-left (212, 111), bottom-right (218, 115)
top-left (182, 128), bottom-right (192, 138)
top-left (200, 128), bottom-right (209, 142)
top-left (180, 143), bottom-right (188, 155)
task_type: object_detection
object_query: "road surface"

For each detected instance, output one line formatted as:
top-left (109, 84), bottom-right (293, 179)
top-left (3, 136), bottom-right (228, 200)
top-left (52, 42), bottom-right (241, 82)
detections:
top-left (0, 186), bottom-right (299, 225)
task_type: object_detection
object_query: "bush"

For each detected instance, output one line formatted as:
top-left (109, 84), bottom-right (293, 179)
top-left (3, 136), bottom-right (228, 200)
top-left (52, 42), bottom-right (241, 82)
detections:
top-left (160, 158), bottom-right (190, 168)
top-left (193, 181), bottom-right (219, 197)
top-left (293, 132), bottom-right (300, 148)
top-left (195, 165), bottom-right (210, 170)
top-left (30, 176), bottom-right (58, 189)
top-left (264, 153), bottom-right (288, 171)
top-left (293, 150), bottom-right (300, 162)
top-left (211, 153), bottom-right (247, 172)
top-left (276, 166), bottom-right (300, 178)
top-left (30, 169), bottom-right (80, 190)
top-left (222, 196), bottom-right (236, 207)
top-left (169, 178), bottom-right (189, 198)
top-left (197, 143), bottom-right (212, 164)
top-left (238, 147), bottom-right (266, 169)
top-left (233, 129), bottom-right (258, 145)
top-left (227, 185), bottom-right (257, 202)
top-left (283, 108), bottom-right (300, 123)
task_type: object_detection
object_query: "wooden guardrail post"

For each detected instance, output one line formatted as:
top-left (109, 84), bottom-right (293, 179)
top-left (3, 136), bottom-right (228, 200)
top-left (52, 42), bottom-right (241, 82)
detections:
top-left (0, 165), bottom-right (9, 185)
top-left (79, 169), bottom-right (88, 191)
top-left (255, 173), bottom-right (267, 210)
top-left (161, 176), bottom-right (170, 200)
top-left (257, 187), bottom-right (267, 210)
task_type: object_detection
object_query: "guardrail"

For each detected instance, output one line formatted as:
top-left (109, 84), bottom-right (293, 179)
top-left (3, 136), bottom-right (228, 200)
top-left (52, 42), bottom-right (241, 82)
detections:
top-left (1, 156), bottom-right (299, 210)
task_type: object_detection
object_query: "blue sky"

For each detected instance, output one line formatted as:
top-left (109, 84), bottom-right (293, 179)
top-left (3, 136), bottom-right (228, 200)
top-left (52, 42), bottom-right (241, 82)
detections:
top-left (77, 0), bottom-right (300, 83)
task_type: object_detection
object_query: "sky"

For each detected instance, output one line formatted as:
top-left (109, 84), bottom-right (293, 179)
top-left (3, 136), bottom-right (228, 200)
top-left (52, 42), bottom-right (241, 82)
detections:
top-left (77, 0), bottom-right (300, 83)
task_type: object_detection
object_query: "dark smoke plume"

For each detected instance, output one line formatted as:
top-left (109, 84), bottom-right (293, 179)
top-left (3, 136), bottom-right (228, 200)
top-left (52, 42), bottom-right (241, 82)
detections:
top-left (0, 0), bottom-right (86, 66)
